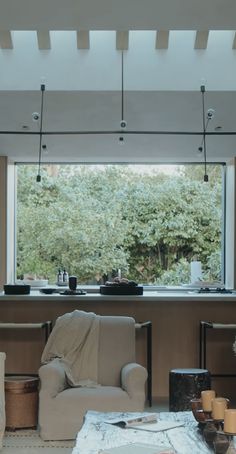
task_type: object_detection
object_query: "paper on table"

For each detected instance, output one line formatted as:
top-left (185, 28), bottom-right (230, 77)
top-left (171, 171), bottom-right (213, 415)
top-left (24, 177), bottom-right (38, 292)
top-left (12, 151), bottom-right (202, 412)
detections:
top-left (130, 420), bottom-right (184, 432)
top-left (99, 442), bottom-right (175, 454)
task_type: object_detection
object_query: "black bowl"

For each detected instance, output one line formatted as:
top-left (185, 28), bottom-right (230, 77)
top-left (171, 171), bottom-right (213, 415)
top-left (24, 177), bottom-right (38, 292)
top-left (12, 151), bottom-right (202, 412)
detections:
top-left (40, 288), bottom-right (57, 294)
top-left (4, 284), bottom-right (31, 295)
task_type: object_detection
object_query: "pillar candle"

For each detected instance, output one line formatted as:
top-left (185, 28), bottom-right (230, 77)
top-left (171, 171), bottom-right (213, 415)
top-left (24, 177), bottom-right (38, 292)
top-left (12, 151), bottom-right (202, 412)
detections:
top-left (212, 397), bottom-right (228, 420)
top-left (201, 390), bottom-right (216, 412)
top-left (190, 261), bottom-right (202, 283)
top-left (224, 409), bottom-right (236, 434)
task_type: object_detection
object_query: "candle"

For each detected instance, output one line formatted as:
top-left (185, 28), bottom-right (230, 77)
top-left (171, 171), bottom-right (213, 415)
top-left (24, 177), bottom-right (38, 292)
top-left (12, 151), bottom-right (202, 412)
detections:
top-left (201, 390), bottom-right (216, 412)
top-left (212, 397), bottom-right (228, 420)
top-left (224, 409), bottom-right (236, 434)
top-left (190, 260), bottom-right (202, 283)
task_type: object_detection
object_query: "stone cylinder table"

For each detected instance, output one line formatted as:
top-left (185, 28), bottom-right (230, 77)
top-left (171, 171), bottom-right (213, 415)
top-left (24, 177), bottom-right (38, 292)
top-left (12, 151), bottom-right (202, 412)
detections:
top-left (169, 368), bottom-right (211, 411)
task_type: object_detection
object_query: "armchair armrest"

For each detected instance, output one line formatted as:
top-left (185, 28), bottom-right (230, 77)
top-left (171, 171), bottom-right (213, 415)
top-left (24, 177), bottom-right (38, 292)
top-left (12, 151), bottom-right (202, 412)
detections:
top-left (121, 362), bottom-right (147, 398)
top-left (39, 358), bottom-right (66, 398)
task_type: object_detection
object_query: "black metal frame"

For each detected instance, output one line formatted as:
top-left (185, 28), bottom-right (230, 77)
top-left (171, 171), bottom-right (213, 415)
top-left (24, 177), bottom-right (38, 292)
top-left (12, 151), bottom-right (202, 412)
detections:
top-left (135, 321), bottom-right (152, 406)
top-left (199, 320), bottom-right (236, 377)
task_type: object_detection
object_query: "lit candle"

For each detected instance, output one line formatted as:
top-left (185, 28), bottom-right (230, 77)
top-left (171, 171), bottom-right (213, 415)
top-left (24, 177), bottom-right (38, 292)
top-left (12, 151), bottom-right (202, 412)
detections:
top-left (201, 390), bottom-right (216, 412)
top-left (224, 409), bottom-right (236, 434)
top-left (212, 397), bottom-right (228, 420)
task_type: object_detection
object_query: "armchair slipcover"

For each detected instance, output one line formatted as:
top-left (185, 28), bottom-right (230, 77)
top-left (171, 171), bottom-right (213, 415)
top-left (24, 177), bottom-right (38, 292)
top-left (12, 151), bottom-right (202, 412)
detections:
top-left (38, 312), bottom-right (147, 440)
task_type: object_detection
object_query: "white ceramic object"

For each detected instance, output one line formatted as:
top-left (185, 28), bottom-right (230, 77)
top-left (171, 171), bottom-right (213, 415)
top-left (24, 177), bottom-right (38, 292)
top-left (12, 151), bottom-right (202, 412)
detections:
top-left (22, 279), bottom-right (48, 287)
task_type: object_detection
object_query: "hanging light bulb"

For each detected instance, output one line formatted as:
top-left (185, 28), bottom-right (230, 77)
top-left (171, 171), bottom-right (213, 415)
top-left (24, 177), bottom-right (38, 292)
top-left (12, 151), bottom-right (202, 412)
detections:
top-left (36, 83), bottom-right (45, 182)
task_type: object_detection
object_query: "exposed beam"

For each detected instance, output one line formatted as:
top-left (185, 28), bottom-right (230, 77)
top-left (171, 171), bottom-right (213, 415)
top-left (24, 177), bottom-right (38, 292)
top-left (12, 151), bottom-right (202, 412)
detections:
top-left (0, 30), bottom-right (13, 49)
top-left (37, 30), bottom-right (51, 50)
top-left (116, 31), bottom-right (129, 50)
top-left (155, 30), bottom-right (169, 49)
top-left (194, 30), bottom-right (209, 49)
top-left (232, 32), bottom-right (236, 49)
top-left (77, 30), bottom-right (90, 49)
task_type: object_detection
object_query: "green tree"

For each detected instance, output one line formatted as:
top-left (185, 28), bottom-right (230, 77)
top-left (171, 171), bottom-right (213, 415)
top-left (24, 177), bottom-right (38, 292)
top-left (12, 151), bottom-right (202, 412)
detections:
top-left (16, 164), bottom-right (222, 285)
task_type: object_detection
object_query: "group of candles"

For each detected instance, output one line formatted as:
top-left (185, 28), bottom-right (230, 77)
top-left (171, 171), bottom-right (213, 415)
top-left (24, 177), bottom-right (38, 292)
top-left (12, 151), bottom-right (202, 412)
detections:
top-left (201, 389), bottom-right (236, 434)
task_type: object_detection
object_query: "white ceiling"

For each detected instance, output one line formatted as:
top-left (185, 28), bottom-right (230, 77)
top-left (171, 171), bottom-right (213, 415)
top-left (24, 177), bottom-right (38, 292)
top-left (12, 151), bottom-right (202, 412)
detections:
top-left (0, 0), bottom-right (236, 163)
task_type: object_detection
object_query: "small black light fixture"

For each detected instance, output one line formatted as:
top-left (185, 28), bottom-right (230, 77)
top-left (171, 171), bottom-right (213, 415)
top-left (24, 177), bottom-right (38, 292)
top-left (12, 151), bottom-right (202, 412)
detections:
top-left (199, 85), bottom-right (215, 182)
top-left (119, 51), bottom-right (127, 144)
top-left (36, 83), bottom-right (45, 182)
top-left (200, 84), bottom-right (208, 182)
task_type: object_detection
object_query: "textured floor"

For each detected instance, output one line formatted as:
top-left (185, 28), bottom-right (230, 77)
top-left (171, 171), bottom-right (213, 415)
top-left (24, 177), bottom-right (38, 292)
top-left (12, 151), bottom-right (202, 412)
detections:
top-left (1, 399), bottom-right (168, 453)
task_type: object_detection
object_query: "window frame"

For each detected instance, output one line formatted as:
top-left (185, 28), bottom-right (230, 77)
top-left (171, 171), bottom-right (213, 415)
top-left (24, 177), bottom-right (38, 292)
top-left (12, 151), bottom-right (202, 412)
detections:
top-left (13, 161), bottom-right (226, 289)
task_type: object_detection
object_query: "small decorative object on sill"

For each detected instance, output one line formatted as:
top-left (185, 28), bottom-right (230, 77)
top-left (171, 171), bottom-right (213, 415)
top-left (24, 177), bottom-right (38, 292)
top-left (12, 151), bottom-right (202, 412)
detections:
top-left (40, 288), bottom-right (57, 295)
top-left (4, 284), bottom-right (31, 295)
top-left (59, 275), bottom-right (86, 295)
top-left (59, 289), bottom-right (86, 296)
top-left (57, 269), bottom-right (63, 285)
top-left (100, 277), bottom-right (143, 295)
top-left (63, 269), bottom-right (69, 284)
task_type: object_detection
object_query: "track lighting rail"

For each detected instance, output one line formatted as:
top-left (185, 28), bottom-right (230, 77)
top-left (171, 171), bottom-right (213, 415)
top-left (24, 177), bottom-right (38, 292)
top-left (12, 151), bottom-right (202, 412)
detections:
top-left (0, 130), bottom-right (234, 135)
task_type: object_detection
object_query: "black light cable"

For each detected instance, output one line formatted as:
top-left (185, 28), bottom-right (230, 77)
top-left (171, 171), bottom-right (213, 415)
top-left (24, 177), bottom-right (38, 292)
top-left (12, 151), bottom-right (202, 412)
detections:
top-left (36, 84), bottom-right (45, 182)
top-left (200, 84), bottom-right (208, 182)
top-left (121, 50), bottom-right (124, 125)
top-left (198, 117), bottom-right (210, 153)
top-left (119, 51), bottom-right (126, 144)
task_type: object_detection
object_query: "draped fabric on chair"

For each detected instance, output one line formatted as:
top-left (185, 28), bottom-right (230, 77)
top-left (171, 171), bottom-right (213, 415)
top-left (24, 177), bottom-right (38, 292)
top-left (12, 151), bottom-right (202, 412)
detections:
top-left (0, 352), bottom-right (6, 450)
top-left (38, 312), bottom-right (147, 441)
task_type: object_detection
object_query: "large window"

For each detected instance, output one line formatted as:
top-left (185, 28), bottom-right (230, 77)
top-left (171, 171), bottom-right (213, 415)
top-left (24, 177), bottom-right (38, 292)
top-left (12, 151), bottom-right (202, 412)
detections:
top-left (16, 163), bottom-right (224, 286)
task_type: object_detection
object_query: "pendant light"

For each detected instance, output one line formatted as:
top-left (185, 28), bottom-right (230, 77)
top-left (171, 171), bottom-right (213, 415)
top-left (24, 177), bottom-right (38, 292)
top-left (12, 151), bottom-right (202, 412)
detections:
top-left (199, 85), bottom-right (215, 182)
top-left (119, 51), bottom-right (126, 144)
top-left (36, 83), bottom-right (45, 182)
top-left (200, 84), bottom-right (209, 182)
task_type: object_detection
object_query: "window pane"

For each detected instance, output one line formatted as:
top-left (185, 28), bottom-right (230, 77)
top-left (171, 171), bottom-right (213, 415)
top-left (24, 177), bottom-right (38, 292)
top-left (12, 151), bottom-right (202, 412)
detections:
top-left (16, 163), bottom-right (224, 286)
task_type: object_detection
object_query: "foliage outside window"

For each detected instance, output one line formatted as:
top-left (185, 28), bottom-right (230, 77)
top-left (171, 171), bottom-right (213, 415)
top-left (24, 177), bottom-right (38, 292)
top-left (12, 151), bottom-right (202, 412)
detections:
top-left (16, 164), bottom-right (223, 285)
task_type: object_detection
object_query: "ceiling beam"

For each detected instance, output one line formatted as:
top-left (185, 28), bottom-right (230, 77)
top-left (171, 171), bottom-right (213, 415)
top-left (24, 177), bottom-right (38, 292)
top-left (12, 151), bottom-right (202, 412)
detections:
top-left (194, 30), bottom-right (209, 49)
top-left (77, 30), bottom-right (90, 49)
top-left (0, 30), bottom-right (13, 49)
top-left (37, 31), bottom-right (51, 50)
top-left (155, 30), bottom-right (169, 49)
top-left (116, 31), bottom-right (129, 50)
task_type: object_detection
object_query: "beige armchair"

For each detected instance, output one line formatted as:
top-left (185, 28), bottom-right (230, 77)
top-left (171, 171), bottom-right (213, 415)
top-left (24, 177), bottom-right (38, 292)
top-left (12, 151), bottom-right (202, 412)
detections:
top-left (38, 313), bottom-right (147, 440)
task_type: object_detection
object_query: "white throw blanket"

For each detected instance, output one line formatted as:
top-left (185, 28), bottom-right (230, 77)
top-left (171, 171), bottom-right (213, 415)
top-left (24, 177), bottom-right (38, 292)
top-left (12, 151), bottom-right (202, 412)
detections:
top-left (41, 310), bottom-right (100, 387)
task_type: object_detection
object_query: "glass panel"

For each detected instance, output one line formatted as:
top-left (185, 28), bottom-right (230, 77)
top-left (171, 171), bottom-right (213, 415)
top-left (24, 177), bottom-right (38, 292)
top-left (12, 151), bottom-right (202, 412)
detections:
top-left (16, 163), bottom-right (224, 286)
